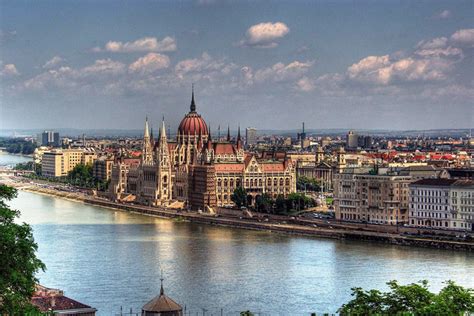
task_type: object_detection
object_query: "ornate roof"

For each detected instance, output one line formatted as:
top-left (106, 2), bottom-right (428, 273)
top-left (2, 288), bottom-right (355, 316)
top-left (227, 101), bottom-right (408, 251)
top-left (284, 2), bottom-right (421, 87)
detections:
top-left (178, 88), bottom-right (208, 136)
top-left (142, 280), bottom-right (182, 313)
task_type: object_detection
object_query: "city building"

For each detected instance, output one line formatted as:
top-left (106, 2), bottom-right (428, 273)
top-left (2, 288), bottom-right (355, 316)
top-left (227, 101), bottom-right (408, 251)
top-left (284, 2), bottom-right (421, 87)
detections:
top-left (334, 170), bottom-right (412, 225)
top-left (245, 127), bottom-right (257, 147)
top-left (41, 149), bottom-right (97, 177)
top-left (92, 156), bottom-right (114, 181)
top-left (31, 285), bottom-right (97, 315)
top-left (346, 130), bottom-right (358, 149)
top-left (409, 179), bottom-right (474, 231)
top-left (109, 89), bottom-right (297, 210)
top-left (38, 131), bottom-right (60, 147)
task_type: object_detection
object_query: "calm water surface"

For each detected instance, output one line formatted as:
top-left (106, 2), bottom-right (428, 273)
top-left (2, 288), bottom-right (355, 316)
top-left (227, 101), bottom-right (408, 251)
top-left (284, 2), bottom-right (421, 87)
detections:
top-left (9, 190), bottom-right (474, 315)
top-left (0, 151), bottom-right (31, 168)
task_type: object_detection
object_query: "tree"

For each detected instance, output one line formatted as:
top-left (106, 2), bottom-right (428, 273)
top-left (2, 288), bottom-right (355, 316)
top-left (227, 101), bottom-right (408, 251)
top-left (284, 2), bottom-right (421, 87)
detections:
top-left (231, 186), bottom-right (247, 208)
top-left (240, 311), bottom-right (254, 316)
top-left (255, 193), bottom-right (273, 213)
top-left (0, 185), bottom-right (46, 314)
top-left (275, 194), bottom-right (286, 214)
top-left (338, 280), bottom-right (474, 315)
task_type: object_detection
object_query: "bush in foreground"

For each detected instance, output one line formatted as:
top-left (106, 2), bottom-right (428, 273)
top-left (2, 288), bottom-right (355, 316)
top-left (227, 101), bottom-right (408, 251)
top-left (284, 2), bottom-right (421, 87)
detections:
top-left (338, 280), bottom-right (474, 315)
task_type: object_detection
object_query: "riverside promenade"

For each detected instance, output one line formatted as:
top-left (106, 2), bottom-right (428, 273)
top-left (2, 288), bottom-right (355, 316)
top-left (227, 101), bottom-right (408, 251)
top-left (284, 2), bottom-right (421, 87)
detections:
top-left (10, 179), bottom-right (473, 252)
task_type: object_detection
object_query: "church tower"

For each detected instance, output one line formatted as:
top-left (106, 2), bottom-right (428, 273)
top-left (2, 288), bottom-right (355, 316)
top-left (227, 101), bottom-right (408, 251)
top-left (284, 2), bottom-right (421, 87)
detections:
top-left (156, 119), bottom-right (173, 203)
top-left (142, 117), bottom-right (154, 165)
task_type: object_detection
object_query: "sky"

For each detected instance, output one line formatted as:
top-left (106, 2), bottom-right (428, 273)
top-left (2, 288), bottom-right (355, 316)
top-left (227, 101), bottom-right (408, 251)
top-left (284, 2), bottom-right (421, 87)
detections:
top-left (0, 0), bottom-right (473, 132)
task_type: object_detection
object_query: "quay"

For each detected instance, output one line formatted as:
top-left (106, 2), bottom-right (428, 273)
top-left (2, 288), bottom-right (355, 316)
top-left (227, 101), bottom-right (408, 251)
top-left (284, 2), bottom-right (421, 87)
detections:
top-left (17, 183), bottom-right (474, 252)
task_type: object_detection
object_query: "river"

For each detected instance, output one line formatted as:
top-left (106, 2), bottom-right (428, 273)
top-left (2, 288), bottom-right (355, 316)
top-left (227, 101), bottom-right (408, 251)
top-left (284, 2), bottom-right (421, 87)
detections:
top-left (0, 150), bottom-right (32, 168)
top-left (8, 190), bottom-right (474, 315)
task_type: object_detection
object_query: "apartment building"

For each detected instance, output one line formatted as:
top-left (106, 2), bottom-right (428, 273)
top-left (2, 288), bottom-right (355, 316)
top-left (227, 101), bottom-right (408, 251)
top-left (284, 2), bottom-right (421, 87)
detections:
top-left (409, 179), bottom-right (474, 231)
top-left (334, 171), bottom-right (412, 225)
top-left (41, 149), bottom-right (97, 177)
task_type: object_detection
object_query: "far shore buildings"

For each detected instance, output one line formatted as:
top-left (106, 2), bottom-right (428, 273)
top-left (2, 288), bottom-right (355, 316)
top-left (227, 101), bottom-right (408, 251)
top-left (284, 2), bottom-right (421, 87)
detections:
top-left (109, 89), bottom-right (297, 210)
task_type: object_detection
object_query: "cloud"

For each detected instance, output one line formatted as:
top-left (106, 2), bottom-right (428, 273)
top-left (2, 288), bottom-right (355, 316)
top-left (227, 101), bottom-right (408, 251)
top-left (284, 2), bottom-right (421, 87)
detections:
top-left (296, 77), bottom-right (315, 92)
top-left (238, 22), bottom-right (289, 48)
top-left (254, 61), bottom-right (313, 83)
top-left (433, 10), bottom-right (452, 19)
top-left (450, 29), bottom-right (474, 46)
top-left (129, 53), bottom-right (170, 73)
top-left (93, 36), bottom-right (177, 53)
top-left (81, 59), bottom-right (126, 75)
top-left (416, 37), bottom-right (448, 50)
top-left (1, 63), bottom-right (20, 76)
top-left (43, 56), bottom-right (64, 69)
top-left (175, 53), bottom-right (237, 78)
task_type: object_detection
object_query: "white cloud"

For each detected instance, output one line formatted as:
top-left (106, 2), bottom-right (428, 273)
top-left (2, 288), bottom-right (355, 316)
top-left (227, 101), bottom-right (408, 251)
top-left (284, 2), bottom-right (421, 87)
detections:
top-left (43, 56), bottom-right (64, 69)
top-left (175, 53), bottom-right (237, 79)
top-left (451, 29), bottom-right (474, 46)
top-left (254, 61), bottom-right (313, 83)
top-left (296, 77), bottom-right (315, 92)
top-left (433, 10), bottom-right (452, 19)
top-left (1, 63), bottom-right (20, 76)
top-left (81, 59), bottom-right (126, 75)
top-left (416, 37), bottom-right (448, 50)
top-left (239, 22), bottom-right (289, 48)
top-left (94, 36), bottom-right (177, 53)
top-left (129, 53), bottom-right (170, 73)
top-left (415, 46), bottom-right (463, 58)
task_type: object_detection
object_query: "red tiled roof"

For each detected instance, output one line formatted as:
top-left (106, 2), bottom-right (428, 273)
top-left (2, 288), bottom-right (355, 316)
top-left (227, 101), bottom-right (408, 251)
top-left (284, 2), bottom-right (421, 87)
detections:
top-left (123, 158), bottom-right (140, 166)
top-left (214, 143), bottom-right (236, 155)
top-left (32, 295), bottom-right (92, 312)
top-left (261, 163), bottom-right (285, 172)
top-left (214, 163), bottom-right (244, 172)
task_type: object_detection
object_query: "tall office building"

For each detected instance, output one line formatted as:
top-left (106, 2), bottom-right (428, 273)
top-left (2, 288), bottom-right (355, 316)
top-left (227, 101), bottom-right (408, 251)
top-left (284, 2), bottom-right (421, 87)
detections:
top-left (245, 127), bottom-right (257, 146)
top-left (346, 130), bottom-right (358, 149)
top-left (38, 131), bottom-right (60, 147)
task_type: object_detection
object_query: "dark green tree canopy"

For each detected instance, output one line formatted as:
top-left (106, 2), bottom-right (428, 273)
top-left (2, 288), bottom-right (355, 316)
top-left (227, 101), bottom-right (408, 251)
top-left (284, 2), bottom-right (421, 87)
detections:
top-left (0, 185), bottom-right (46, 314)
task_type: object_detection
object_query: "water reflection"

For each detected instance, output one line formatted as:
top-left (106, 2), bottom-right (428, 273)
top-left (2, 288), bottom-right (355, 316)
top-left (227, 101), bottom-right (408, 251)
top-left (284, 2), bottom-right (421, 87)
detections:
top-left (10, 191), bottom-right (474, 315)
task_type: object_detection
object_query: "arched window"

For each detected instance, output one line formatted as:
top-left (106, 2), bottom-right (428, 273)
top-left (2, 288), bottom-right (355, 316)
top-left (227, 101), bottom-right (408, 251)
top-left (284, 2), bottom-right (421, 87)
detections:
top-left (218, 179), bottom-right (222, 187)
top-left (259, 179), bottom-right (262, 186)
top-left (230, 179), bottom-right (234, 187)
top-left (280, 178), bottom-right (283, 186)
top-left (267, 178), bottom-right (271, 186)
top-left (285, 178), bottom-right (290, 186)
top-left (274, 178), bottom-right (277, 186)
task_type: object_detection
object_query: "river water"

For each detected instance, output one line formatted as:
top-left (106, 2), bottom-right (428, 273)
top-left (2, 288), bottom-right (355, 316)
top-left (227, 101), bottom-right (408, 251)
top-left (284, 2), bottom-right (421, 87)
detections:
top-left (7, 191), bottom-right (473, 315)
top-left (2, 153), bottom-right (473, 315)
top-left (0, 150), bottom-right (32, 168)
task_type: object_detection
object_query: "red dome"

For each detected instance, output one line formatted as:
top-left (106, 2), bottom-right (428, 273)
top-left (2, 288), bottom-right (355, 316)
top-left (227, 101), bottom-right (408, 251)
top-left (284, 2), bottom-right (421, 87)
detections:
top-left (178, 88), bottom-right (208, 136)
top-left (178, 112), bottom-right (208, 136)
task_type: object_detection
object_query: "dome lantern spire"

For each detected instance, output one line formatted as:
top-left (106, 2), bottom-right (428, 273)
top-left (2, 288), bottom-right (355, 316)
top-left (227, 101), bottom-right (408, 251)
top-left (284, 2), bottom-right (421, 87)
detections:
top-left (190, 84), bottom-right (196, 112)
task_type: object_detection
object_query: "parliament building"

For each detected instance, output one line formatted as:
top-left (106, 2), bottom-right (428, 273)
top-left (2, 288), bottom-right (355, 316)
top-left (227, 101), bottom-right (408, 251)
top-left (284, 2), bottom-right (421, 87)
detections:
top-left (109, 89), bottom-right (296, 211)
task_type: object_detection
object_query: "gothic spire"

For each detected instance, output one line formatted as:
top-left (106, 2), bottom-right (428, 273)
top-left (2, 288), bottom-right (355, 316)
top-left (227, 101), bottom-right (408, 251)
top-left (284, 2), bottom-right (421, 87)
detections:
top-left (227, 125), bottom-right (230, 142)
top-left (144, 116), bottom-right (150, 139)
top-left (190, 84), bottom-right (196, 112)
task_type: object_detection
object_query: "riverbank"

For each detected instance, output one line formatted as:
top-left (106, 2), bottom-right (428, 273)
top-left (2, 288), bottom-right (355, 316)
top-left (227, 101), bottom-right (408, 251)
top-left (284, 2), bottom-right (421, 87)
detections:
top-left (16, 183), bottom-right (474, 252)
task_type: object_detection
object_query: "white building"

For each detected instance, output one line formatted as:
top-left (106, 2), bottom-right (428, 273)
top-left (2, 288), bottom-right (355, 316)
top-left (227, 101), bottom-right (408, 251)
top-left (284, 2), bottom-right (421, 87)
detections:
top-left (409, 179), bottom-right (474, 231)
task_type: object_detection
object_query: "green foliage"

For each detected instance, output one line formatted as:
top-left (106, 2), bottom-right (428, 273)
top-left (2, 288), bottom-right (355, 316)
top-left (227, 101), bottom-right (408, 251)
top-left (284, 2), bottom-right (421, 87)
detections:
top-left (240, 311), bottom-right (254, 316)
top-left (338, 280), bottom-right (474, 316)
top-left (297, 176), bottom-right (321, 192)
top-left (0, 185), bottom-right (46, 314)
top-left (14, 161), bottom-right (35, 171)
top-left (0, 138), bottom-right (37, 155)
top-left (255, 193), bottom-right (272, 213)
top-left (231, 186), bottom-right (248, 208)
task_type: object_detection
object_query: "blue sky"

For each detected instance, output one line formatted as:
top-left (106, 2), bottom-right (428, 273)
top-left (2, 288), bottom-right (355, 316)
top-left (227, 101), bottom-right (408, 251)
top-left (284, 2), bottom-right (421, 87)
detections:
top-left (1, 0), bottom-right (473, 131)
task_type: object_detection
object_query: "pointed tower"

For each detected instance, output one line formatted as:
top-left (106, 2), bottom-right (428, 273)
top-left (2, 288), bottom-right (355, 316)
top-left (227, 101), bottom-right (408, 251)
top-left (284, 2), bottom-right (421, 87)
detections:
top-left (157, 118), bottom-right (172, 202)
top-left (142, 117), bottom-right (153, 164)
top-left (236, 125), bottom-right (242, 150)
top-left (227, 125), bottom-right (231, 142)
